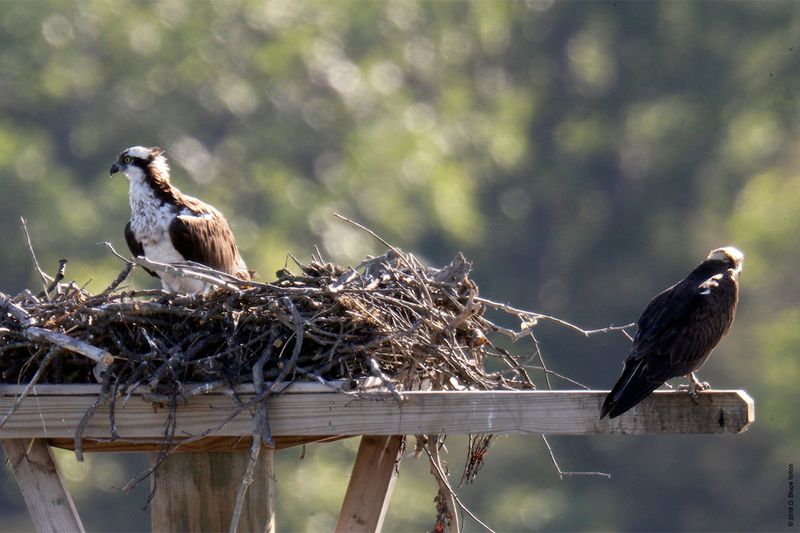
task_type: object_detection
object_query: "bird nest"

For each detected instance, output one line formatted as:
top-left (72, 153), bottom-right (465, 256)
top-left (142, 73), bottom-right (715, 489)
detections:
top-left (0, 233), bottom-right (556, 529)
top-left (0, 249), bottom-right (533, 393)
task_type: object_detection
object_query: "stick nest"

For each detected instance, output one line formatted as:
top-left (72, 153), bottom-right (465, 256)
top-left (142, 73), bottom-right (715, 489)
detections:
top-left (0, 250), bottom-right (533, 394)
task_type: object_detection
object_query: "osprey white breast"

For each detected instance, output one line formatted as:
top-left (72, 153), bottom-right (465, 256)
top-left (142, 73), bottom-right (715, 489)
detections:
top-left (110, 146), bottom-right (251, 294)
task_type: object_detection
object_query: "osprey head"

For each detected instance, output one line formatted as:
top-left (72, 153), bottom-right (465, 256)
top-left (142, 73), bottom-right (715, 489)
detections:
top-left (706, 246), bottom-right (744, 274)
top-left (109, 146), bottom-right (169, 180)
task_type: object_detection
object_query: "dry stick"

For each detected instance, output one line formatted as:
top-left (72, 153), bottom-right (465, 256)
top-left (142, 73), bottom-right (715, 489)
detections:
top-left (493, 350), bottom-right (536, 388)
top-left (20, 217), bottom-right (51, 296)
top-left (333, 213), bottom-right (396, 253)
top-left (1, 296), bottom-right (34, 326)
top-left (423, 444), bottom-right (496, 533)
top-left (475, 295), bottom-right (636, 339)
top-left (333, 213), bottom-right (436, 305)
top-left (122, 395), bottom-right (179, 495)
top-left (227, 418), bottom-right (263, 533)
top-left (101, 262), bottom-right (134, 295)
top-left (44, 259), bottom-right (68, 296)
top-left (74, 369), bottom-right (114, 461)
top-left (252, 331), bottom-right (278, 447)
top-left (539, 435), bottom-right (611, 479)
top-left (524, 365), bottom-right (590, 389)
top-left (528, 331), bottom-right (552, 390)
top-left (265, 297), bottom-right (305, 393)
top-left (132, 257), bottom-right (239, 290)
top-left (161, 260), bottom-right (266, 288)
top-left (527, 332), bottom-right (611, 479)
top-left (0, 349), bottom-right (57, 428)
top-left (480, 304), bottom-right (615, 478)
top-left (23, 327), bottom-right (114, 367)
top-left (100, 241), bottom-right (246, 291)
top-left (427, 437), bottom-right (461, 533)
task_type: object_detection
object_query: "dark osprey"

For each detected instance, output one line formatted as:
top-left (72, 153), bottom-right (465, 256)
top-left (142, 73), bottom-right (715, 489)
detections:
top-left (600, 247), bottom-right (743, 419)
top-left (109, 146), bottom-right (250, 293)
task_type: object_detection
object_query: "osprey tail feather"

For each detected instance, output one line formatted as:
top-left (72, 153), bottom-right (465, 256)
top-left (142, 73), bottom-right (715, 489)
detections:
top-left (600, 358), bottom-right (661, 419)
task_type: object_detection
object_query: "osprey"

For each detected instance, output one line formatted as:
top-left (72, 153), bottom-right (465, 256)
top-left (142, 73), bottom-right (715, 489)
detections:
top-left (600, 246), bottom-right (743, 419)
top-left (109, 146), bottom-right (250, 293)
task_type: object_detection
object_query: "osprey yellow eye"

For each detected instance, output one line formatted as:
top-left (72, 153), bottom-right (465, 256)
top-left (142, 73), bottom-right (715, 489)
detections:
top-left (123, 156), bottom-right (132, 164)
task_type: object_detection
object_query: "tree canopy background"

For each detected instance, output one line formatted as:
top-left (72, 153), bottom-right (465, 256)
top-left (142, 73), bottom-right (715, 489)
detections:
top-left (0, 1), bottom-right (796, 531)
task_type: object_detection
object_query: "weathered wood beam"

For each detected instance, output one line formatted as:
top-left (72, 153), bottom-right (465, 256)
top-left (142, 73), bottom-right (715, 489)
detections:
top-left (2, 438), bottom-right (85, 533)
top-left (335, 435), bottom-right (404, 533)
top-left (150, 449), bottom-right (275, 533)
top-left (47, 435), bottom-right (350, 453)
top-left (0, 386), bottom-right (754, 438)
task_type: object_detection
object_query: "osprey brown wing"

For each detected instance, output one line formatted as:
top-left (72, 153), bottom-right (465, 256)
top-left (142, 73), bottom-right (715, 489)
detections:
top-left (124, 221), bottom-right (145, 258)
top-left (125, 221), bottom-right (158, 278)
top-left (601, 248), bottom-right (742, 419)
top-left (168, 206), bottom-right (249, 280)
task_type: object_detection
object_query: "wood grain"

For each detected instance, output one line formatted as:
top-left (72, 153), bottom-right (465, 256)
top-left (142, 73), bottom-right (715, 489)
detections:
top-left (2, 438), bottom-right (85, 533)
top-left (335, 435), bottom-right (403, 533)
top-left (150, 449), bottom-right (274, 533)
top-left (0, 386), bottom-right (754, 440)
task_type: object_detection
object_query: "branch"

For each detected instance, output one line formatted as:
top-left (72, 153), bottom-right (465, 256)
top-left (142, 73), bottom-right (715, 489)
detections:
top-left (228, 420), bottom-right (262, 533)
top-left (540, 435), bottom-right (611, 479)
top-left (135, 257), bottom-right (255, 291)
top-left (24, 327), bottom-right (114, 368)
top-left (424, 441), bottom-right (496, 533)
top-left (1, 297), bottom-right (35, 326)
top-left (0, 349), bottom-right (58, 428)
top-left (20, 217), bottom-right (51, 295)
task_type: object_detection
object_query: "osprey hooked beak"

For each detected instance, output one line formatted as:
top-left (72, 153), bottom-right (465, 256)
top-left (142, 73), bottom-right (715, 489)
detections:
top-left (109, 153), bottom-right (133, 176)
top-left (109, 146), bottom-right (160, 177)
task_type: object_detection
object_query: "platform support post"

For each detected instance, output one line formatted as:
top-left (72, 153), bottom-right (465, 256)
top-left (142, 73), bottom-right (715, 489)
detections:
top-left (2, 438), bottom-right (85, 533)
top-left (336, 435), bottom-right (404, 533)
top-left (150, 448), bottom-right (275, 533)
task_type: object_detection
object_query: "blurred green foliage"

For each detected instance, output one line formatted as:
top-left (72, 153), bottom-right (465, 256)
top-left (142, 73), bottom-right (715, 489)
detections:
top-left (0, 0), bottom-right (797, 531)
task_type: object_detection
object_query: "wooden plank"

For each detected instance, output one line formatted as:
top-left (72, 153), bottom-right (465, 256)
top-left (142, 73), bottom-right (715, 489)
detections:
top-left (47, 435), bottom-right (349, 453)
top-left (335, 435), bottom-right (403, 533)
top-left (150, 449), bottom-right (274, 533)
top-left (0, 389), bottom-right (754, 438)
top-left (2, 438), bottom-right (85, 533)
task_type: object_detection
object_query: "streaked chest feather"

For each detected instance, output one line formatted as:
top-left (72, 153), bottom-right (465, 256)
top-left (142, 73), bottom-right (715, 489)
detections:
top-left (128, 177), bottom-right (177, 243)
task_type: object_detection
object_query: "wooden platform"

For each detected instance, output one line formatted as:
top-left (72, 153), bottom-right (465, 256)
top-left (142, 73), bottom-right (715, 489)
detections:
top-left (0, 384), bottom-right (754, 532)
top-left (0, 384), bottom-right (754, 446)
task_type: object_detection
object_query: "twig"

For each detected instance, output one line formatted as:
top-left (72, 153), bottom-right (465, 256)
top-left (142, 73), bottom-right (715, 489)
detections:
top-left (333, 213), bottom-right (396, 252)
top-left (427, 436), bottom-right (461, 532)
top-left (252, 330), bottom-right (278, 448)
top-left (228, 420), bottom-right (263, 533)
top-left (44, 259), bottom-right (68, 296)
top-left (424, 442), bottom-right (496, 533)
top-left (476, 296), bottom-right (635, 338)
top-left (265, 297), bottom-right (305, 393)
top-left (24, 327), bottom-right (114, 367)
top-left (101, 263), bottom-right (134, 295)
top-left (1, 297), bottom-right (34, 326)
top-left (132, 257), bottom-right (240, 290)
top-left (0, 349), bottom-right (58, 428)
top-left (540, 435), bottom-right (611, 479)
top-left (99, 241), bottom-right (134, 264)
top-left (75, 368), bottom-right (114, 461)
top-left (20, 217), bottom-right (51, 296)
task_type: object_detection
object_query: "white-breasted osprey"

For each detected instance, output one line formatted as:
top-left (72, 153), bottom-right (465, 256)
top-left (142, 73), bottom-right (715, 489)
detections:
top-left (109, 146), bottom-right (250, 293)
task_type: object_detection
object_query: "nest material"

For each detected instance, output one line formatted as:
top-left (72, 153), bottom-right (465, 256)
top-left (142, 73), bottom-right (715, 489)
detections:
top-left (0, 250), bottom-right (532, 394)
